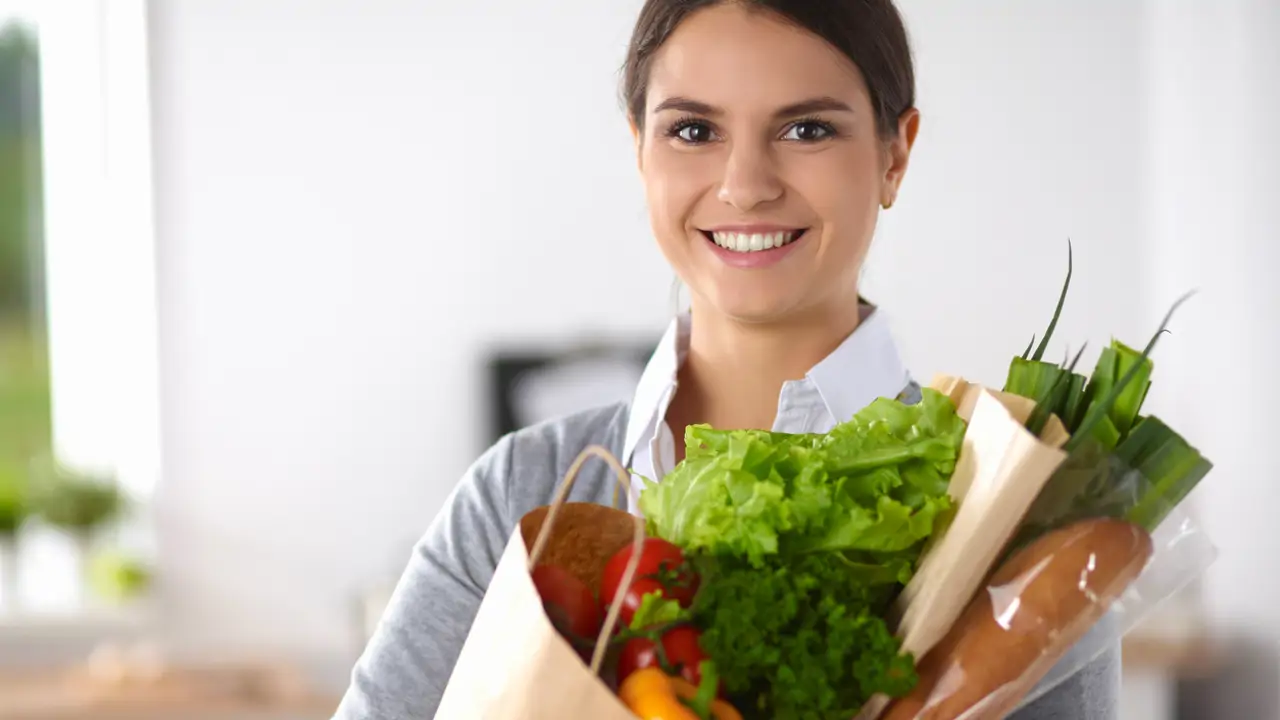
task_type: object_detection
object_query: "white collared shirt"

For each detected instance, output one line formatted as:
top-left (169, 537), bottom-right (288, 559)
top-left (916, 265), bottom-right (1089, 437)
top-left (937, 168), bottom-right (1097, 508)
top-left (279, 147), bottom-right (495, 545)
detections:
top-left (622, 304), bottom-right (916, 513)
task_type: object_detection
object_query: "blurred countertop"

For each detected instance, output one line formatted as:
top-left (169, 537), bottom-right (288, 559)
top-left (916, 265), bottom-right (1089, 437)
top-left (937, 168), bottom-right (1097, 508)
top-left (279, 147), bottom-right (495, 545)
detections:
top-left (0, 597), bottom-right (1225, 719)
top-left (0, 657), bottom-right (340, 720)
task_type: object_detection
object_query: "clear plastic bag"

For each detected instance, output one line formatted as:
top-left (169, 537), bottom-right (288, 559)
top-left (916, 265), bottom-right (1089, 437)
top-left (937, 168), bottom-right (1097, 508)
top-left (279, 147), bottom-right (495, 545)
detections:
top-left (880, 438), bottom-right (1217, 720)
top-left (1013, 505), bottom-right (1217, 711)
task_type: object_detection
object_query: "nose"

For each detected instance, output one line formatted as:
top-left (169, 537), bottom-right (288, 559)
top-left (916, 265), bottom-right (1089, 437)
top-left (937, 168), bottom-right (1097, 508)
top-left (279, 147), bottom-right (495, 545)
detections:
top-left (717, 142), bottom-right (783, 211)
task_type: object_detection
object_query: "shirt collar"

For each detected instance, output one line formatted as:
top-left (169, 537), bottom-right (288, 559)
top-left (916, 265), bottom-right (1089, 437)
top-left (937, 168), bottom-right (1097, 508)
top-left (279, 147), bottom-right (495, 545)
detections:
top-left (621, 309), bottom-right (689, 467)
top-left (622, 303), bottom-right (913, 466)
top-left (805, 304), bottom-right (913, 426)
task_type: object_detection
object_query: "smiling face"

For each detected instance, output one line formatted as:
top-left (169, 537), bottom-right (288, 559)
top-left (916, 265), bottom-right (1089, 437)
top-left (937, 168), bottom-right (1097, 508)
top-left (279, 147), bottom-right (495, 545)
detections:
top-left (634, 3), bottom-right (917, 326)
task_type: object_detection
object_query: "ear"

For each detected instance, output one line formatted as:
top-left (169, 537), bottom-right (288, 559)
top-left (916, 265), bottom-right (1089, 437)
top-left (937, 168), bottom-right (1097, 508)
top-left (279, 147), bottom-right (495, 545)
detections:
top-left (881, 108), bottom-right (921, 209)
top-left (629, 116), bottom-right (644, 171)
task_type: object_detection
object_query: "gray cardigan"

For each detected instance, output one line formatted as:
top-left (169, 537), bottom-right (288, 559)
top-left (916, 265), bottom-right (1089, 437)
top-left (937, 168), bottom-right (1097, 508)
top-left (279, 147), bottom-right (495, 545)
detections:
top-left (333, 402), bottom-right (1120, 720)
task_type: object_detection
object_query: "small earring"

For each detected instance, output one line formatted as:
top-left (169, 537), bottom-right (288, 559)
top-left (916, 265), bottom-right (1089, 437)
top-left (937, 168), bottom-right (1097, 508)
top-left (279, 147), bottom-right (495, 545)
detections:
top-left (881, 199), bottom-right (894, 210)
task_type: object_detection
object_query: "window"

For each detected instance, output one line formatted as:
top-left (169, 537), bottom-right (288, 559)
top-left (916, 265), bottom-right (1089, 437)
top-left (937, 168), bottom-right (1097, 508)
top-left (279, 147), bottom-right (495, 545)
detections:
top-left (0, 0), bottom-right (157, 618)
top-left (0, 5), bottom-right (51, 613)
top-left (0, 21), bottom-right (47, 478)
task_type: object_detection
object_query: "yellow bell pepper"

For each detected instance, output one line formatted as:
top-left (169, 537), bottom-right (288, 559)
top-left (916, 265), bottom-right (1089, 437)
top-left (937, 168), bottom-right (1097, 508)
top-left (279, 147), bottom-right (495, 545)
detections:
top-left (619, 667), bottom-right (742, 720)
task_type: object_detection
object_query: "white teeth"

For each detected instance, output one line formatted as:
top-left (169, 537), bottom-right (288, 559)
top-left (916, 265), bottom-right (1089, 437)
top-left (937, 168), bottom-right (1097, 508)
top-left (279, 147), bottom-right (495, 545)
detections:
top-left (710, 230), bottom-right (800, 253)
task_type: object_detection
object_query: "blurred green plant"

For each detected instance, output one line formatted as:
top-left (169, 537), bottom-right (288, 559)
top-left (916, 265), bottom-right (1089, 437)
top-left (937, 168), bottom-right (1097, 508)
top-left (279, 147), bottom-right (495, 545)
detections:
top-left (30, 465), bottom-right (126, 536)
top-left (0, 464), bottom-right (26, 537)
top-left (0, 316), bottom-right (50, 500)
top-left (0, 20), bottom-right (50, 546)
top-left (89, 549), bottom-right (152, 604)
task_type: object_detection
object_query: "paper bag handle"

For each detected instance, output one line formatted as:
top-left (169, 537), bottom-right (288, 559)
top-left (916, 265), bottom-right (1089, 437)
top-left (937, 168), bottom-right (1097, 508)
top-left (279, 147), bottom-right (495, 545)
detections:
top-left (526, 444), bottom-right (646, 675)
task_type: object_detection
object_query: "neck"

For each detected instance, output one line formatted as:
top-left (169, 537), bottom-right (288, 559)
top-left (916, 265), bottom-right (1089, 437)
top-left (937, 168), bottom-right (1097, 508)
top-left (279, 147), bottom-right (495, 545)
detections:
top-left (668, 295), bottom-right (865, 444)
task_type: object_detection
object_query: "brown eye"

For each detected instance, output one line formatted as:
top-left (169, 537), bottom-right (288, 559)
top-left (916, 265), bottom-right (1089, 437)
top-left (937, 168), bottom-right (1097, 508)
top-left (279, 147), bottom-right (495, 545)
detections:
top-left (782, 120), bottom-right (836, 143)
top-left (667, 119), bottom-right (717, 144)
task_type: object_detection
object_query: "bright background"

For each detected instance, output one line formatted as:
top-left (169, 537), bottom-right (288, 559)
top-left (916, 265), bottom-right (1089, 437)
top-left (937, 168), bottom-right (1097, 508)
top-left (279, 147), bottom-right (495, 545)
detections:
top-left (0, 1), bottom-right (1276, 719)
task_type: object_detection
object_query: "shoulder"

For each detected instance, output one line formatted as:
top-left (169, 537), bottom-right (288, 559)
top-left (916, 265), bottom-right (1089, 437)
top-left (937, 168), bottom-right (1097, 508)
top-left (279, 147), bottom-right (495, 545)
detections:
top-left (500, 401), bottom-right (630, 464)
top-left (467, 401), bottom-right (631, 518)
top-left (896, 378), bottom-right (924, 405)
top-left (482, 401), bottom-right (630, 486)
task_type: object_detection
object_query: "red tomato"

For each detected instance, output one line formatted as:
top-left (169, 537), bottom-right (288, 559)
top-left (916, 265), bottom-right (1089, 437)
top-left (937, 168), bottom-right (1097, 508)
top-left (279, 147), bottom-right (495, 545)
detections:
top-left (616, 626), bottom-right (717, 691)
top-left (530, 564), bottom-right (603, 649)
top-left (601, 538), bottom-right (699, 626)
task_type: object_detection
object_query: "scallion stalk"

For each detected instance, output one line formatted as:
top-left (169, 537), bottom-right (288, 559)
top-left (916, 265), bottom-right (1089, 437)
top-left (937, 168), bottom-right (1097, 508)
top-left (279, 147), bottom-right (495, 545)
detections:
top-left (1066, 292), bottom-right (1195, 453)
top-left (1115, 417), bottom-right (1213, 533)
top-left (1030, 240), bottom-right (1073, 362)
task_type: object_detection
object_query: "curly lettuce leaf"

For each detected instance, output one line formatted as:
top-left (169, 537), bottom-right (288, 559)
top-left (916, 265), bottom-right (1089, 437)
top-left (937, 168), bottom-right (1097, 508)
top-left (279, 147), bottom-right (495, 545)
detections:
top-left (637, 451), bottom-right (792, 564)
top-left (787, 493), bottom-right (952, 555)
top-left (638, 388), bottom-right (966, 568)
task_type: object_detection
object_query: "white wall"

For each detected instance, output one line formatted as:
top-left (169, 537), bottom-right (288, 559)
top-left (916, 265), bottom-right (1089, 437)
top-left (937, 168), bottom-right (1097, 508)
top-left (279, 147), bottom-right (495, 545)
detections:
top-left (1143, 1), bottom-right (1280, 716)
top-left (867, 1), bottom-right (1152, 383)
top-left (143, 0), bottom-right (1278, 705)
top-left (147, 0), bottom-right (669, 672)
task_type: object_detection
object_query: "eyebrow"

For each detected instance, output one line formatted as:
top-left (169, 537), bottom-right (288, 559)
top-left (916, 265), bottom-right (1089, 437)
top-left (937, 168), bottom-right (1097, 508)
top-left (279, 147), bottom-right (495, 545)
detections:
top-left (652, 96), bottom-right (854, 118)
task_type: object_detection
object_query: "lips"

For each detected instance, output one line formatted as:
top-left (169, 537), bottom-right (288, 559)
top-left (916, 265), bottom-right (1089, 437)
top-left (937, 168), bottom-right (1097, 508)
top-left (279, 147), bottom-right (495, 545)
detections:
top-left (702, 229), bottom-right (806, 253)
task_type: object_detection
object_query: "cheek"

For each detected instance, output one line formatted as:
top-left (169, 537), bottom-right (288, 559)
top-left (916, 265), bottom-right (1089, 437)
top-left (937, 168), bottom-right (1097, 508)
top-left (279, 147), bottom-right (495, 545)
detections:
top-left (797, 146), bottom-right (880, 213)
top-left (790, 148), bottom-right (882, 254)
top-left (641, 143), bottom-right (718, 234)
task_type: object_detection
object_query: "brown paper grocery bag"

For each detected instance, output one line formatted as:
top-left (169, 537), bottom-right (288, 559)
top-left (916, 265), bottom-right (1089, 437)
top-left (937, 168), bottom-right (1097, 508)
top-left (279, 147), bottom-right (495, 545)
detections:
top-left (435, 447), bottom-right (644, 720)
top-left (896, 379), bottom-right (1069, 655)
top-left (856, 379), bottom-right (1070, 720)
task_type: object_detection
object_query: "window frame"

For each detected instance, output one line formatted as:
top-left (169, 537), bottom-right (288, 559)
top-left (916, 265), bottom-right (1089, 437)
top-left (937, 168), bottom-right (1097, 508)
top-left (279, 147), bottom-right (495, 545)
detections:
top-left (0, 0), bottom-right (158, 628)
top-left (36, 0), bottom-right (160, 501)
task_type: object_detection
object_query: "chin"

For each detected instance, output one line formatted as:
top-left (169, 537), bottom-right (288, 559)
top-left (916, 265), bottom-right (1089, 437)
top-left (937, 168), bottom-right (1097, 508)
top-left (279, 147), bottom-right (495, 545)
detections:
top-left (699, 285), bottom-right (805, 325)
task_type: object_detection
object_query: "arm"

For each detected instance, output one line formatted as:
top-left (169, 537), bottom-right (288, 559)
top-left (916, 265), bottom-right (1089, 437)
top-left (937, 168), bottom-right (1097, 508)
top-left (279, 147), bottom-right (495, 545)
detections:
top-left (332, 434), bottom-right (517, 720)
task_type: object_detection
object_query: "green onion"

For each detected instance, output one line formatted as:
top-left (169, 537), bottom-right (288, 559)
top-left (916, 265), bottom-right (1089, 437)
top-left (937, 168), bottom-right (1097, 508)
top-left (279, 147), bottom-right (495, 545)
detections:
top-left (1030, 240), bottom-right (1072, 362)
top-left (1066, 291), bottom-right (1195, 453)
top-left (1025, 345), bottom-right (1087, 436)
top-left (1004, 283), bottom-right (1210, 547)
top-left (1005, 357), bottom-right (1065, 404)
top-left (1081, 345), bottom-right (1117, 424)
top-left (1005, 241), bottom-right (1093, 436)
top-left (1109, 341), bottom-right (1153, 437)
top-left (1061, 372), bottom-right (1089, 431)
top-left (1080, 342), bottom-right (1152, 441)
top-left (1087, 415), bottom-right (1122, 452)
top-left (1115, 417), bottom-right (1213, 533)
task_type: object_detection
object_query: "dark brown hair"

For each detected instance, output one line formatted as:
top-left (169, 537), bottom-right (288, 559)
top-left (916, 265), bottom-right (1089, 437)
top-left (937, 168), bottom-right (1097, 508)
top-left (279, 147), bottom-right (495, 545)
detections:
top-left (622, 0), bottom-right (915, 139)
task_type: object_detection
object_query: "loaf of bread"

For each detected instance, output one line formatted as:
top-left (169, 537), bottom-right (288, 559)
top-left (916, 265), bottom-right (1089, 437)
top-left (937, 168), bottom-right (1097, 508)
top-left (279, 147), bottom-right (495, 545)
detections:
top-left (882, 517), bottom-right (1153, 720)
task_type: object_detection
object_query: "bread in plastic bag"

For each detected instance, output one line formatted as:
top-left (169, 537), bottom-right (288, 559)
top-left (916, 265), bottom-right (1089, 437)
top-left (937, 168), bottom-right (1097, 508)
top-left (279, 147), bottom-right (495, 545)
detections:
top-left (876, 426), bottom-right (1216, 720)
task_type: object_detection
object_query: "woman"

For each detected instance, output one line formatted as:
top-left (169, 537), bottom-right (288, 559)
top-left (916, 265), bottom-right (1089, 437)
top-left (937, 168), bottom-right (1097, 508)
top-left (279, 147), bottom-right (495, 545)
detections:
top-left (334, 1), bottom-right (1121, 718)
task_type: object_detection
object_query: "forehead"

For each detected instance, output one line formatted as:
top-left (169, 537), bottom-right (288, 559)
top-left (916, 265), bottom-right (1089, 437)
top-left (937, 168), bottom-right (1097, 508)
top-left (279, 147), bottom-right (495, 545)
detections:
top-left (645, 4), bottom-right (870, 114)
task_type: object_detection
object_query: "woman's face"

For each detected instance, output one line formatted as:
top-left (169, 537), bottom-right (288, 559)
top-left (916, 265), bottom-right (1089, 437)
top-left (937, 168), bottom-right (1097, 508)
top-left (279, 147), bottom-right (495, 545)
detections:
top-left (635, 4), bottom-right (917, 325)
